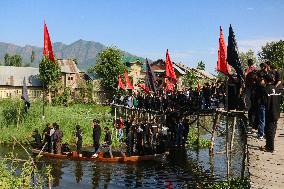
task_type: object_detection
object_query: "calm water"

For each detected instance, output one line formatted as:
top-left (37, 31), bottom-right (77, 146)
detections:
top-left (0, 118), bottom-right (248, 188)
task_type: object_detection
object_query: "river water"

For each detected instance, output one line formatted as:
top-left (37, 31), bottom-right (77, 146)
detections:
top-left (0, 118), bottom-right (247, 188)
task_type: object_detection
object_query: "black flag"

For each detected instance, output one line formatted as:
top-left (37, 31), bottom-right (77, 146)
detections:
top-left (145, 58), bottom-right (157, 93)
top-left (227, 24), bottom-right (244, 81)
top-left (21, 77), bottom-right (30, 112)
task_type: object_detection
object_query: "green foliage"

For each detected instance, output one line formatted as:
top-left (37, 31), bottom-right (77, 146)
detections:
top-left (0, 152), bottom-right (52, 189)
top-left (52, 87), bottom-right (72, 106)
top-left (187, 127), bottom-right (211, 149)
top-left (258, 40), bottom-right (284, 68)
top-left (197, 61), bottom-right (206, 70)
top-left (0, 99), bottom-right (119, 147)
top-left (94, 47), bottom-right (125, 93)
top-left (1, 100), bottom-right (25, 125)
top-left (208, 177), bottom-right (250, 189)
top-left (239, 49), bottom-right (258, 70)
top-left (38, 56), bottom-right (61, 88)
top-left (183, 70), bottom-right (198, 88)
top-left (4, 53), bottom-right (23, 67)
top-left (75, 80), bottom-right (94, 104)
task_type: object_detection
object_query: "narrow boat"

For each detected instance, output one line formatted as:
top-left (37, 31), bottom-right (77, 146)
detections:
top-left (31, 149), bottom-right (169, 163)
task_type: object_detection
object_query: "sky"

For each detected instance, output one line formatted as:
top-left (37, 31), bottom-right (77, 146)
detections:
top-left (0, 0), bottom-right (283, 73)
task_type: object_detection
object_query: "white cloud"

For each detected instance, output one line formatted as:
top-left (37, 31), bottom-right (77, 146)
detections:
top-left (238, 37), bottom-right (284, 53)
top-left (247, 7), bottom-right (254, 11)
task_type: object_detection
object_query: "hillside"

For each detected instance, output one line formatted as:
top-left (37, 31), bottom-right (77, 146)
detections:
top-left (0, 40), bottom-right (144, 71)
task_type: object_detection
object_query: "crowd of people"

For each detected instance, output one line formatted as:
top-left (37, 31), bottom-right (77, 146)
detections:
top-left (245, 60), bottom-right (282, 153)
top-left (31, 59), bottom-right (282, 156)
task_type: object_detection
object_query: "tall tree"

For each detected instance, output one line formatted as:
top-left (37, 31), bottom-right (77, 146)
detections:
top-left (239, 49), bottom-right (257, 70)
top-left (39, 57), bottom-right (61, 89)
top-left (258, 40), bottom-right (284, 68)
top-left (197, 61), bottom-right (205, 70)
top-left (94, 47), bottom-right (125, 93)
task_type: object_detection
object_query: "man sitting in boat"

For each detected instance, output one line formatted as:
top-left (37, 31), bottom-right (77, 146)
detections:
top-left (93, 127), bottom-right (113, 158)
top-left (31, 129), bottom-right (42, 150)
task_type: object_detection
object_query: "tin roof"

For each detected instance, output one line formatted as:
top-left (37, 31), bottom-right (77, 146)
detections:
top-left (0, 66), bottom-right (42, 87)
top-left (58, 59), bottom-right (80, 73)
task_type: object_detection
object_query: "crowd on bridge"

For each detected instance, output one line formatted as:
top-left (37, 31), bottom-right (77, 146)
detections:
top-left (30, 59), bottom-right (282, 156)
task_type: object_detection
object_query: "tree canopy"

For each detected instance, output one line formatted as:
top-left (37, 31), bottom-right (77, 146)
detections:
top-left (39, 57), bottom-right (61, 88)
top-left (258, 40), bottom-right (284, 68)
top-left (182, 70), bottom-right (198, 88)
top-left (197, 61), bottom-right (205, 70)
top-left (4, 54), bottom-right (23, 67)
top-left (94, 47), bottom-right (125, 92)
top-left (239, 49), bottom-right (257, 70)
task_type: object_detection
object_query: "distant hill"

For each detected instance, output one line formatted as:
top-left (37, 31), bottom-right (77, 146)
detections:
top-left (0, 39), bottom-right (145, 71)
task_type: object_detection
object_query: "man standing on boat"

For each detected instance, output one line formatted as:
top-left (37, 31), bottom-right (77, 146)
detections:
top-left (92, 119), bottom-right (101, 157)
top-left (53, 123), bottom-right (63, 154)
top-left (75, 125), bottom-right (83, 157)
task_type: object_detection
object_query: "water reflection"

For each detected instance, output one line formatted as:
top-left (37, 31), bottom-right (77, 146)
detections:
top-left (74, 161), bottom-right (83, 183)
top-left (51, 160), bottom-right (63, 187)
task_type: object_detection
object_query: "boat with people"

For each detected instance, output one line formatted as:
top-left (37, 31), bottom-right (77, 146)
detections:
top-left (31, 149), bottom-right (169, 163)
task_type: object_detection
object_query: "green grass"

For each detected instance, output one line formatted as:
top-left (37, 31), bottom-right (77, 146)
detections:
top-left (0, 99), bottom-right (119, 147)
top-left (208, 177), bottom-right (250, 189)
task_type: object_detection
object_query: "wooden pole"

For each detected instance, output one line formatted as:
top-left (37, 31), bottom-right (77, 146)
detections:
top-left (226, 114), bottom-right (230, 178)
top-left (230, 116), bottom-right (237, 152)
top-left (197, 115), bottom-right (200, 148)
top-left (209, 113), bottom-right (220, 155)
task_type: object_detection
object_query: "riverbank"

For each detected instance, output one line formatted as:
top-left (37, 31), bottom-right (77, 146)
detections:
top-left (0, 99), bottom-right (112, 146)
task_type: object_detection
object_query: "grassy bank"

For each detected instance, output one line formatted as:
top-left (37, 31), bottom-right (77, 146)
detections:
top-left (0, 99), bottom-right (114, 147)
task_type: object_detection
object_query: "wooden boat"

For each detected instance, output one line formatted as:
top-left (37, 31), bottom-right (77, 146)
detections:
top-left (31, 149), bottom-right (169, 163)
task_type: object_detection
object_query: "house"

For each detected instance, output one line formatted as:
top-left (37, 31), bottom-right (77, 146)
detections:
top-left (150, 59), bottom-right (186, 90)
top-left (58, 59), bottom-right (82, 89)
top-left (0, 66), bottom-right (42, 99)
top-left (126, 60), bottom-right (146, 90)
top-left (0, 59), bottom-right (87, 100)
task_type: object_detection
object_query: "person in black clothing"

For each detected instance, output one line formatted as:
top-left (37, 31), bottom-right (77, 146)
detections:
top-left (203, 83), bottom-right (212, 109)
top-left (75, 125), bottom-right (83, 157)
top-left (31, 129), bottom-right (42, 150)
top-left (101, 127), bottom-right (113, 158)
top-left (53, 124), bottom-right (63, 154)
top-left (126, 127), bottom-right (134, 156)
top-left (42, 123), bottom-right (52, 152)
top-left (261, 74), bottom-right (281, 152)
top-left (92, 119), bottom-right (101, 156)
top-left (255, 72), bottom-right (267, 139)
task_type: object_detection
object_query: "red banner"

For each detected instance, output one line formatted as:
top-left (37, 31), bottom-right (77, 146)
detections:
top-left (43, 22), bottom-right (55, 63)
top-left (165, 49), bottom-right (177, 83)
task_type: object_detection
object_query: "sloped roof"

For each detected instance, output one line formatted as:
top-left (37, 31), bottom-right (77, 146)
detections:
top-left (58, 59), bottom-right (80, 73)
top-left (0, 66), bottom-right (42, 87)
top-left (191, 68), bottom-right (216, 80)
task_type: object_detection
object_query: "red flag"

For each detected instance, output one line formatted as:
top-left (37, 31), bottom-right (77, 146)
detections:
top-left (118, 75), bottom-right (125, 90)
top-left (217, 26), bottom-right (231, 74)
top-left (138, 83), bottom-right (150, 94)
top-left (43, 22), bottom-right (55, 63)
top-left (124, 69), bottom-right (134, 90)
top-left (165, 78), bottom-right (174, 92)
top-left (165, 49), bottom-right (177, 83)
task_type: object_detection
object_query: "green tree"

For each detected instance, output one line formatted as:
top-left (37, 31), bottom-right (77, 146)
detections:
top-left (197, 61), bottom-right (205, 70)
top-left (39, 57), bottom-right (61, 103)
top-left (182, 69), bottom-right (198, 88)
top-left (39, 57), bottom-right (61, 87)
top-left (4, 54), bottom-right (23, 67)
top-left (94, 47), bottom-right (125, 93)
top-left (258, 40), bottom-right (284, 68)
top-left (239, 49), bottom-right (257, 70)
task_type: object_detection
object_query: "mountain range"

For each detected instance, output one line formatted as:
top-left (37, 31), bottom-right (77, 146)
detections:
top-left (0, 39), bottom-right (144, 71)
